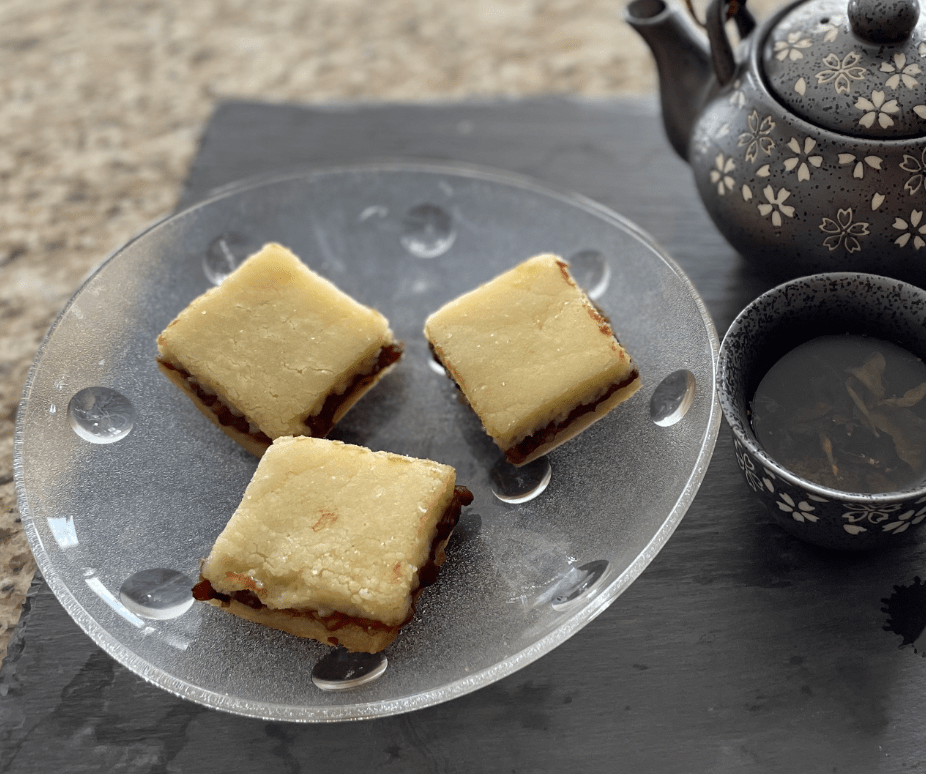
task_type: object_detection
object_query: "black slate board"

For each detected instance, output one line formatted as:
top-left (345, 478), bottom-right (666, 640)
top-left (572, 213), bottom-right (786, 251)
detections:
top-left (3, 96), bottom-right (925, 773)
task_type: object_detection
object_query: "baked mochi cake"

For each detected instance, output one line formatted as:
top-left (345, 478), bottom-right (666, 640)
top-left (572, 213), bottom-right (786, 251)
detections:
top-left (424, 253), bottom-right (641, 466)
top-left (192, 436), bottom-right (473, 653)
top-left (156, 243), bottom-right (402, 456)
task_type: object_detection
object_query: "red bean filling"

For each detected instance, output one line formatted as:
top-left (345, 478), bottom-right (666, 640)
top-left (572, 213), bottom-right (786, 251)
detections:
top-left (428, 342), bottom-right (639, 464)
top-left (506, 369), bottom-right (640, 465)
top-left (157, 340), bottom-right (403, 444)
top-left (303, 342), bottom-right (404, 436)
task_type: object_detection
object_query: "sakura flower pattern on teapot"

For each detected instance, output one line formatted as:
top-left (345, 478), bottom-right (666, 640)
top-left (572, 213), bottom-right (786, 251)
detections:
top-left (762, 0), bottom-right (926, 138)
top-left (673, 0), bottom-right (926, 281)
top-left (628, 0), bottom-right (926, 280)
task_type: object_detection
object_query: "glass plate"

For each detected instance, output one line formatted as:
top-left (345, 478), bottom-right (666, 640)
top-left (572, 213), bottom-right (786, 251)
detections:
top-left (14, 162), bottom-right (719, 721)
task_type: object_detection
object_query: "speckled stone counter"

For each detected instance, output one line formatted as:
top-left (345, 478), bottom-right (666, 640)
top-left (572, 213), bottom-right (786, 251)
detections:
top-left (0, 0), bottom-right (783, 665)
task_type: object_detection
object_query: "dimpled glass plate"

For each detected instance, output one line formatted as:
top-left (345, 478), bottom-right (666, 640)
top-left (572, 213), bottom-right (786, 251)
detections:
top-left (14, 162), bottom-right (719, 721)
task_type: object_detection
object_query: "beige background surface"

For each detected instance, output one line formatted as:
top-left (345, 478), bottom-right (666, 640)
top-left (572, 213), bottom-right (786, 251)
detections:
top-left (0, 0), bottom-right (784, 665)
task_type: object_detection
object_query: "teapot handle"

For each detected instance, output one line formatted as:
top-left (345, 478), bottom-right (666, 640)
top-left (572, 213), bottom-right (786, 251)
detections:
top-left (705, 0), bottom-right (757, 86)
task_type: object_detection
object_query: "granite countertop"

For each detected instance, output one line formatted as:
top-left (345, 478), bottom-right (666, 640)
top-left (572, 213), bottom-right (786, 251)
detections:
top-left (0, 0), bottom-right (782, 666)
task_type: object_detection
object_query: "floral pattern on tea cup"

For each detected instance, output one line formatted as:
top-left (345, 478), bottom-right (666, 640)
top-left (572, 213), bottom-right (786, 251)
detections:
top-left (719, 273), bottom-right (926, 550)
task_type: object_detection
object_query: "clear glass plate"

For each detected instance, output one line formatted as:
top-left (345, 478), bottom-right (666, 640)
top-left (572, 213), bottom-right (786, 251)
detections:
top-left (14, 162), bottom-right (719, 721)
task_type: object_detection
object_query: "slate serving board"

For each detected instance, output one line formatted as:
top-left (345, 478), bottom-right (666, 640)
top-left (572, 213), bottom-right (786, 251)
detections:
top-left (2, 95), bottom-right (924, 773)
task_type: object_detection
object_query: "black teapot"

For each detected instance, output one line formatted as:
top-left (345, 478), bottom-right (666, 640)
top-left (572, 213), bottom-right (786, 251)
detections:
top-left (627, 0), bottom-right (926, 282)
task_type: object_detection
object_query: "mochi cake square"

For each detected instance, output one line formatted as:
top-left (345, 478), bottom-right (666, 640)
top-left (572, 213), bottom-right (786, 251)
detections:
top-left (192, 436), bottom-right (473, 653)
top-left (156, 243), bottom-right (402, 456)
top-left (424, 253), bottom-right (641, 465)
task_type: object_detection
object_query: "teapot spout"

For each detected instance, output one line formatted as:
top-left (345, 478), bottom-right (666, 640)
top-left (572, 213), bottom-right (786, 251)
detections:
top-left (625, 0), bottom-right (714, 161)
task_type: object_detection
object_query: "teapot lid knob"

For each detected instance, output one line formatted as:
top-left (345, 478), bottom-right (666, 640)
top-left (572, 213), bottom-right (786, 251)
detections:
top-left (764, 0), bottom-right (925, 136)
top-left (848, 0), bottom-right (920, 44)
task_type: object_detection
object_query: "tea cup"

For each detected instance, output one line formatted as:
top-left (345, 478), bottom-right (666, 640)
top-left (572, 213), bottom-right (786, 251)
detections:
top-left (717, 273), bottom-right (926, 550)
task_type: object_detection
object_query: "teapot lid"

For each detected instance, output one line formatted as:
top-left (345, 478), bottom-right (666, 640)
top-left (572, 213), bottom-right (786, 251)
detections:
top-left (762, 0), bottom-right (926, 138)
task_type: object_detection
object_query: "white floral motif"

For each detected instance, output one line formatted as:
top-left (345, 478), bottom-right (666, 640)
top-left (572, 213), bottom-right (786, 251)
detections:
top-left (742, 184), bottom-right (753, 201)
top-left (838, 153), bottom-right (883, 178)
top-left (816, 51), bottom-right (868, 94)
top-left (774, 31), bottom-right (813, 61)
top-left (893, 210), bottom-right (926, 248)
top-left (762, 469), bottom-right (776, 492)
top-left (692, 133), bottom-right (712, 159)
top-left (758, 186), bottom-right (796, 227)
top-left (856, 90), bottom-right (900, 129)
top-left (881, 53), bottom-right (921, 89)
top-left (729, 79), bottom-right (746, 109)
top-left (882, 505), bottom-right (926, 534)
top-left (734, 435), bottom-right (776, 489)
top-left (818, 16), bottom-right (842, 42)
top-left (783, 137), bottom-right (823, 181)
top-left (710, 153), bottom-right (736, 195)
top-left (920, 42), bottom-right (926, 56)
top-left (843, 503), bottom-right (903, 528)
top-left (738, 111), bottom-right (776, 162)
top-left (820, 208), bottom-right (870, 252)
top-left (734, 440), bottom-right (764, 492)
top-left (900, 148), bottom-right (926, 195)
top-left (915, 106), bottom-right (926, 119)
top-left (777, 492), bottom-right (819, 522)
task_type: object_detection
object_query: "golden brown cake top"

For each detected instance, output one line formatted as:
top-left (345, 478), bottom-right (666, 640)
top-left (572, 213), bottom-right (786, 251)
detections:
top-left (201, 436), bottom-right (458, 627)
top-left (424, 253), bottom-right (638, 448)
top-left (156, 243), bottom-right (395, 438)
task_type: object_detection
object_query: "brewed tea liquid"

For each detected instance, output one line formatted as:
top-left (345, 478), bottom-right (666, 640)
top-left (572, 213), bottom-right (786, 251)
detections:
top-left (751, 335), bottom-right (926, 494)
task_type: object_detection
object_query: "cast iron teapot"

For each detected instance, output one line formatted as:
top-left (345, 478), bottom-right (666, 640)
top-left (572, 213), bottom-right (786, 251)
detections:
top-left (626, 0), bottom-right (926, 282)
